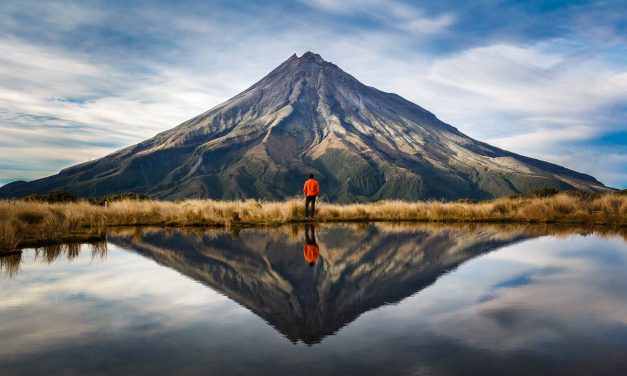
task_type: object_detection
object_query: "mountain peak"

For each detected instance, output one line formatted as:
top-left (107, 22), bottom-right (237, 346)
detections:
top-left (298, 51), bottom-right (325, 63)
top-left (270, 51), bottom-right (332, 79)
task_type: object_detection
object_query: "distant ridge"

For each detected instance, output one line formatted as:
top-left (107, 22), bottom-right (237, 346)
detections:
top-left (0, 52), bottom-right (610, 201)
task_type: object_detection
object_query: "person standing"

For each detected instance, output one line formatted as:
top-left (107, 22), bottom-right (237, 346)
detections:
top-left (303, 173), bottom-right (320, 218)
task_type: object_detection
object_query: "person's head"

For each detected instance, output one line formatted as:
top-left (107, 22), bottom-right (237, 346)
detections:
top-left (309, 173), bottom-right (314, 179)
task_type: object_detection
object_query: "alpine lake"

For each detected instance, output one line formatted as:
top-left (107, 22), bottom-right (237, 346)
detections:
top-left (1, 223), bottom-right (626, 376)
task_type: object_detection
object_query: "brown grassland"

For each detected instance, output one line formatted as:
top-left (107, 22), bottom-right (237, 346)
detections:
top-left (1, 191), bottom-right (626, 251)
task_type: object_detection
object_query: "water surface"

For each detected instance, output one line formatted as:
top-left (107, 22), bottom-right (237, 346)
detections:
top-left (1, 224), bottom-right (626, 375)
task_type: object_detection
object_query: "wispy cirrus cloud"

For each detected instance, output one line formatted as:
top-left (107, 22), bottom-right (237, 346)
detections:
top-left (299, 0), bottom-right (456, 36)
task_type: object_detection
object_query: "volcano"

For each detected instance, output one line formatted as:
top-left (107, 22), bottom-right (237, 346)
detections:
top-left (0, 52), bottom-right (609, 201)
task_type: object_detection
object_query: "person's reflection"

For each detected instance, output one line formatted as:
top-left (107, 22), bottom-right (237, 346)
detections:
top-left (303, 224), bottom-right (320, 268)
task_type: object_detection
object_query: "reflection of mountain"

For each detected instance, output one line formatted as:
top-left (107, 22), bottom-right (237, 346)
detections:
top-left (109, 225), bottom-right (528, 344)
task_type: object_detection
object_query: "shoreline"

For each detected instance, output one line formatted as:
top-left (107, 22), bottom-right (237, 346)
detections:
top-left (2, 218), bottom-right (626, 254)
top-left (1, 192), bottom-right (625, 252)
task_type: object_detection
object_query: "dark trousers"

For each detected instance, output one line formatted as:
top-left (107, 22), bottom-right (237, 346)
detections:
top-left (305, 196), bottom-right (316, 217)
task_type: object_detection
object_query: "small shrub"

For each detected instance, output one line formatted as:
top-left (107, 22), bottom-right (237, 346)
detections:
top-left (564, 190), bottom-right (601, 201)
top-left (95, 193), bottom-right (149, 206)
top-left (23, 194), bottom-right (46, 202)
top-left (47, 190), bottom-right (79, 203)
top-left (456, 198), bottom-right (477, 204)
top-left (23, 189), bottom-right (78, 203)
top-left (525, 188), bottom-right (559, 198)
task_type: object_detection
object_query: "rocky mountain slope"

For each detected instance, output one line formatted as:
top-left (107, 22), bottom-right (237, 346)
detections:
top-left (0, 52), bottom-right (610, 201)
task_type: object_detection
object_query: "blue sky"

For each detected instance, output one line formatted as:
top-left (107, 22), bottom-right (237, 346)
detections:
top-left (1, 0), bottom-right (626, 188)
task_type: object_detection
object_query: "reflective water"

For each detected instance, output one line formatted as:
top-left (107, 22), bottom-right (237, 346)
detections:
top-left (1, 224), bottom-right (627, 375)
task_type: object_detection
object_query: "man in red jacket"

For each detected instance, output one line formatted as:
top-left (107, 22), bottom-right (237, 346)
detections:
top-left (303, 173), bottom-right (320, 218)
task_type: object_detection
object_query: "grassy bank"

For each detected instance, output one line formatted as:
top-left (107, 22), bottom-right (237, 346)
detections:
top-left (1, 191), bottom-right (626, 251)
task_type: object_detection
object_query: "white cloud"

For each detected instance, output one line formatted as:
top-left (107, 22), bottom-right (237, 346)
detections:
top-left (427, 44), bottom-right (627, 115)
top-left (0, 39), bottom-right (233, 180)
top-left (0, 244), bottom-right (239, 355)
top-left (300, 0), bottom-right (387, 14)
top-left (405, 13), bottom-right (456, 35)
top-left (362, 234), bottom-right (627, 353)
top-left (299, 0), bottom-right (456, 36)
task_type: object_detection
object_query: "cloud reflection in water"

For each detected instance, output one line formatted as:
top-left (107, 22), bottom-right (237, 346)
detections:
top-left (1, 224), bottom-right (626, 375)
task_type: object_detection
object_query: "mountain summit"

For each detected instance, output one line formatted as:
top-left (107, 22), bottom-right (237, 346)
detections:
top-left (0, 52), bottom-right (609, 201)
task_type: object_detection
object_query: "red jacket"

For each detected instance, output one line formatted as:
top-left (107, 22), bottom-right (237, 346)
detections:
top-left (303, 178), bottom-right (320, 197)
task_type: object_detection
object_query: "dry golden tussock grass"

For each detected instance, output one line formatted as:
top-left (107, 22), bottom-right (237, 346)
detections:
top-left (1, 192), bottom-right (625, 251)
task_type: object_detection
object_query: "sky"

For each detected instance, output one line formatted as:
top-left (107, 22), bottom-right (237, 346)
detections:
top-left (1, 0), bottom-right (626, 188)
